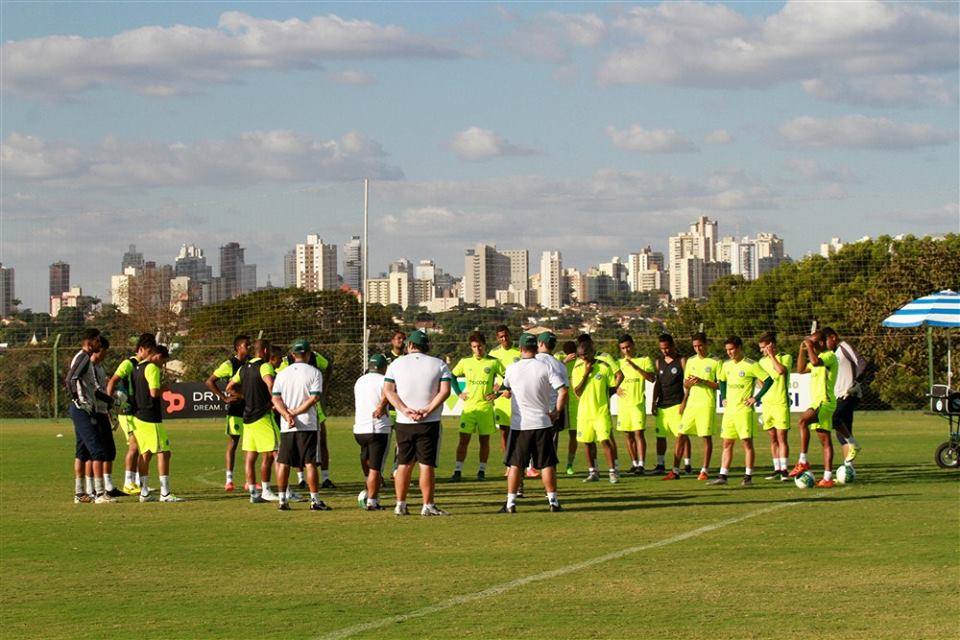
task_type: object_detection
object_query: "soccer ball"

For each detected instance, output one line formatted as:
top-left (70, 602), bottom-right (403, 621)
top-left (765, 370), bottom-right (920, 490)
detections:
top-left (836, 464), bottom-right (856, 485)
top-left (794, 471), bottom-right (816, 489)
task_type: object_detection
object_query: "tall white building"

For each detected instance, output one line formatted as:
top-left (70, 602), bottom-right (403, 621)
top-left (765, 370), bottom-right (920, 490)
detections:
top-left (501, 249), bottom-right (529, 292)
top-left (669, 215), bottom-right (719, 299)
top-left (463, 244), bottom-right (511, 307)
top-left (0, 263), bottom-right (14, 316)
top-left (677, 257), bottom-right (731, 299)
top-left (627, 247), bottom-right (665, 292)
top-left (718, 233), bottom-right (786, 280)
top-left (820, 237), bottom-right (844, 258)
top-left (296, 234), bottom-right (338, 291)
top-left (414, 259), bottom-right (436, 283)
top-left (539, 251), bottom-right (563, 310)
top-left (342, 236), bottom-right (362, 292)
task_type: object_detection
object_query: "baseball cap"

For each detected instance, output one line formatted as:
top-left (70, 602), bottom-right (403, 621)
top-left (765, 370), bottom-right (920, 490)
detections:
top-left (407, 329), bottom-right (429, 347)
top-left (369, 354), bottom-right (387, 370)
top-left (537, 331), bottom-right (556, 346)
top-left (519, 332), bottom-right (537, 348)
top-left (291, 339), bottom-right (311, 353)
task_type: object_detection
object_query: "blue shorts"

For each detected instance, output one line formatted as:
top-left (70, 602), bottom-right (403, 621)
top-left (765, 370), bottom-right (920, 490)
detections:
top-left (70, 404), bottom-right (111, 462)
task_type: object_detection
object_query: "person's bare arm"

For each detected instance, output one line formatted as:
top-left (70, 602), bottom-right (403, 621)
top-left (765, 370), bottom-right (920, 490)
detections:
top-left (553, 387), bottom-right (569, 418)
top-left (205, 373), bottom-right (230, 403)
top-left (288, 394), bottom-right (319, 417)
top-left (574, 362), bottom-right (592, 398)
top-left (766, 346), bottom-right (787, 376)
top-left (106, 374), bottom-right (120, 397)
top-left (372, 391), bottom-right (390, 419)
top-left (797, 342), bottom-right (808, 373)
top-left (418, 380), bottom-right (451, 418)
top-left (384, 381), bottom-right (418, 421)
top-left (271, 395), bottom-right (296, 426)
top-left (805, 340), bottom-right (822, 367)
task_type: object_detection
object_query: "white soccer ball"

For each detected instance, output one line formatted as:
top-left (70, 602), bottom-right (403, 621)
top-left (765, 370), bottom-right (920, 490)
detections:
top-left (794, 471), bottom-right (816, 489)
top-left (836, 464), bottom-right (856, 485)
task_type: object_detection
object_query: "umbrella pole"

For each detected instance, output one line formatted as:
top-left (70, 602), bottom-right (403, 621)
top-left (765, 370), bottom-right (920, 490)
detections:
top-left (927, 325), bottom-right (934, 390)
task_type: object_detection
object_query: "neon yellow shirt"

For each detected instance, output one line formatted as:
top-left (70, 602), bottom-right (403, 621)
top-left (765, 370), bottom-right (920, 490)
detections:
top-left (718, 358), bottom-right (768, 412)
top-left (684, 356), bottom-right (719, 410)
top-left (806, 350), bottom-right (838, 406)
top-left (212, 359), bottom-right (238, 380)
top-left (759, 354), bottom-right (793, 409)
top-left (572, 359), bottom-right (616, 422)
top-left (230, 361), bottom-right (276, 384)
top-left (451, 355), bottom-right (504, 411)
top-left (114, 357), bottom-right (137, 379)
top-left (144, 362), bottom-right (162, 390)
top-left (618, 356), bottom-right (654, 409)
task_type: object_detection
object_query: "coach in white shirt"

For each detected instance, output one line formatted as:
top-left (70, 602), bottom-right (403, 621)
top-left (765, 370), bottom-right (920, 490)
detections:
top-left (824, 327), bottom-right (865, 463)
top-left (383, 330), bottom-right (453, 517)
top-left (353, 354), bottom-right (393, 511)
top-left (499, 333), bottom-right (568, 513)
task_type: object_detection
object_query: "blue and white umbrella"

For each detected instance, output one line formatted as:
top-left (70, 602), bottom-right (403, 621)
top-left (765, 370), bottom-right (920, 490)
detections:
top-left (882, 290), bottom-right (960, 328)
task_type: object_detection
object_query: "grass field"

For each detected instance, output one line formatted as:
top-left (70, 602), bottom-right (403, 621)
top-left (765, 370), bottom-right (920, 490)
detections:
top-left (1, 412), bottom-right (957, 639)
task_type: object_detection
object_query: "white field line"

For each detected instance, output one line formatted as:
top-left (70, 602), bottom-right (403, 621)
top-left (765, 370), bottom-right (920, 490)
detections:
top-left (315, 496), bottom-right (820, 640)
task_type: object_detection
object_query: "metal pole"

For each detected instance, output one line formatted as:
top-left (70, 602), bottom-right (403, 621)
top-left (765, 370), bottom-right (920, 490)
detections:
top-left (927, 325), bottom-right (934, 390)
top-left (362, 178), bottom-right (369, 370)
top-left (52, 333), bottom-right (62, 419)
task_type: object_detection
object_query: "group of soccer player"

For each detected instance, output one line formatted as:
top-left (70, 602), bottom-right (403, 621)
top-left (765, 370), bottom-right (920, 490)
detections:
top-left (69, 321), bottom-right (865, 513)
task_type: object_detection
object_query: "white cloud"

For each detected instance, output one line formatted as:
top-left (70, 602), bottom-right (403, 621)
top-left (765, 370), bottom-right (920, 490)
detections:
top-left (501, 11), bottom-right (605, 63)
top-left (2, 129), bottom-right (403, 188)
top-left (784, 158), bottom-right (858, 183)
top-left (598, 1), bottom-right (958, 88)
top-left (448, 127), bottom-right (537, 161)
top-left (704, 129), bottom-right (733, 145)
top-left (802, 74), bottom-right (957, 107)
top-left (1, 12), bottom-right (460, 100)
top-left (778, 115), bottom-right (955, 150)
top-left (328, 69), bottom-right (377, 85)
top-left (605, 125), bottom-right (698, 153)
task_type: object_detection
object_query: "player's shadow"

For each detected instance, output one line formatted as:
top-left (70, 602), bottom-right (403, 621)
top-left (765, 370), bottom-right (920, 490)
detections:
top-left (561, 492), bottom-right (910, 512)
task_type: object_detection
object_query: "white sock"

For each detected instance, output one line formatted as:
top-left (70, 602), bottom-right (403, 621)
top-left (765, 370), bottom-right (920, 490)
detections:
top-left (719, 467), bottom-right (729, 477)
top-left (396, 500), bottom-right (406, 510)
top-left (139, 476), bottom-right (149, 497)
top-left (160, 475), bottom-right (170, 495)
top-left (367, 497), bottom-right (378, 507)
top-left (700, 466), bottom-right (708, 474)
top-left (745, 467), bottom-right (753, 476)
top-left (506, 492), bottom-right (517, 508)
top-left (103, 475), bottom-right (115, 491)
top-left (322, 470), bottom-right (330, 481)
top-left (588, 467), bottom-right (597, 474)
top-left (285, 487), bottom-right (294, 499)
top-left (824, 470), bottom-right (833, 481)
top-left (297, 471), bottom-right (305, 483)
top-left (683, 457), bottom-right (691, 467)
top-left (799, 452), bottom-right (808, 464)
top-left (656, 455), bottom-right (665, 465)
top-left (637, 460), bottom-right (645, 468)
top-left (75, 478), bottom-right (83, 494)
top-left (135, 472), bottom-right (141, 485)
top-left (310, 492), bottom-right (320, 502)
top-left (478, 462), bottom-right (487, 471)
top-left (261, 482), bottom-right (271, 493)
top-left (454, 461), bottom-right (464, 472)
top-left (631, 459), bottom-right (640, 467)
top-left (85, 476), bottom-right (94, 495)
top-left (609, 467), bottom-right (618, 475)
top-left (125, 470), bottom-right (135, 484)
top-left (546, 491), bottom-right (558, 505)
top-left (226, 470), bottom-right (233, 483)
top-left (279, 492), bottom-right (288, 504)
top-left (779, 457), bottom-right (788, 470)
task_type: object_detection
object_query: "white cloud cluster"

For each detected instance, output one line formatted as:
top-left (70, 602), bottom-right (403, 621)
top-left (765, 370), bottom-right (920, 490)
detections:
top-left (448, 127), bottom-right (537, 161)
top-left (784, 158), bottom-right (858, 183)
top-left (501, 10), bottom-right (606, 63)
top-left (778, 115), bottom-right (955, 150)
top-left (2, 129), bottom-right (403, 188)
top-left (802, 75), bottom-right (957, 108)
top-left (704, 129), bottom-right (733, 145)
top-left (605, 125), bottom-right (698, 153)
top-left (599, 1), bottom-right (958, 98)
top-left (1, 12), bottom-right (460, 99)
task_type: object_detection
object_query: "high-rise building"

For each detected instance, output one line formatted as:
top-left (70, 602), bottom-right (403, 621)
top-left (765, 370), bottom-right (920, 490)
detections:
top-left (365, 277), bottom-right (391, 306)
top-left (111, 267), bottom-right (137, 314)
top-left (240, 264), bottom-right (257, 294)
top-left (49, 261), bottom-right (70, 300)
top-left (501, 249), bottom-right (529, 291)
top-left (463, 244), bottom-right (511, 307)
top-left (295, 234), bottom-right (338, 291)
top-left (539, 251), bottom-right (563, 310)
top-left (121, 244), bottom-right (144, 272)
top-left (563, 268), bottom-right (585, 304)
top-left (0, 264), bottom-right (15, 316)
top-left (627, 247), bottom-right (665, 292)
top-left (718, 233), bottom-right (785, 281)
top-left (174, 245), bottom-right (212, 285)
top-left (677, 257), bottom-right (731, 299)
top-left (669, 215), bottom-right (720, 299)
top-left (50, 286), bottom-right (85, 318)
top-left (414, 259), bottom-right (436, 283)
top-left (219, 242), bottom-right (245, 298)
top-left (389, 258), bottom-right (412, 274)
top-left (343, 236), bottom-right (362, 292)
top-left (169, 277), bottom-right (192, 314)
top-left (283, 250), bottom-right (297, 288)
top-left (820, 237), bottom-right (844, 258)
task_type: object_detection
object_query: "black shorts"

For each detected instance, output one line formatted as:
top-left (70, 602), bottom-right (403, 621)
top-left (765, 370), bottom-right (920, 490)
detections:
top-left (277, 431), bottom-right (319, 468)
top-left (70, 404), bottom-right (110, 461)
top-left (395, 422), bottom-right (441, 467)
top-left (506, 428), bottom-right (558, 470)
top-left (834, 396), bottom-right (859, 443)
top-left (355, 433), bottom-right (391, 472)
top-left (94, 413), bottom-right (117, 462)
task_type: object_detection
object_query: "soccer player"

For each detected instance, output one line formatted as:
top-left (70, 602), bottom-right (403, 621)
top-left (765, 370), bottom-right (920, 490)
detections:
top-left (559, 340), bottom-right (579, 474)
top-left (651, 334), bottom-right (686, 475)
top-left (711, 336), bottom-right (772, 486)
top-left (490, 325), bottom-right (521, 473)
top-left (107, 332), bottom-right (157, 495)
top-left (271, 339), bottom-right (330, 512)
top-left (90, 337), bottom-right (124, 497)
top-left (616, 334), bottom-right (656, 475)
top-left (227, 339), bottom-right (280, 503)
top-left (382, 330), bottom-right (453, 517)
top-left (670, 332), bottom-right (719, 480)
top-left (572, 340), bottom-right (619, 483)
top-left (66, 328), bottom-right (116, 504)
top-left (788, 330), bottom-right (839, 488)
top-left (353, 354), bottom-right (393, 510)
top-left (823, 327), bottom-right (865, 463)
top-left (205, 334), bottom-right (250, 492)
top-left (131, 344), bottom-right (184, 502)
top-left (449, 332), bottom-right (504, 481)
top-left (383, 331), bottom-right (406, 364)
top-left (498, 333), bottom-right (567, 513)
top-left (757, 332), bottom-right (792, 480)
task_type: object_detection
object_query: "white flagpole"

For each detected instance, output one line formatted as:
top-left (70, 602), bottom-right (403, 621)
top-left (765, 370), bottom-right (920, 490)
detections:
top-left (362, 179), bottom-right (369, 369)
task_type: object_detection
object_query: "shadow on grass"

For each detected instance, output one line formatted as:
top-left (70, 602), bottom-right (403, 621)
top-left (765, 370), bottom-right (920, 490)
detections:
top-left (559, 492), bottom-right (911, 512)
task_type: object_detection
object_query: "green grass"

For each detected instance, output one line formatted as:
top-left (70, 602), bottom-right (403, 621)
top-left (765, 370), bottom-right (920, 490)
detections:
top-left (1, 412), bottom-right (957, 639)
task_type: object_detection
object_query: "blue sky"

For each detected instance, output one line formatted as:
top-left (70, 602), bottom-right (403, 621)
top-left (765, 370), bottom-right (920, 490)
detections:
top-left (2, 1), bottom-right (958, 309)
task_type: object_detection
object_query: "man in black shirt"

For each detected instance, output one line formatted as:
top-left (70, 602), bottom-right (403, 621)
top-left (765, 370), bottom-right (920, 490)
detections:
top-left (651, 334), bottom-right (686, 475)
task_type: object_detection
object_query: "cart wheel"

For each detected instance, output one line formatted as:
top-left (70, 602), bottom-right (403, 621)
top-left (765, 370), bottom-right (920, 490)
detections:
top-left (935, 442), bottom-right (960, 469)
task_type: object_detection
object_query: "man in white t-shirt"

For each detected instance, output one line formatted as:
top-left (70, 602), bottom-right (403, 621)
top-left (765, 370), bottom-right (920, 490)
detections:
top-left (383, 330), bottom-right (453, 517)
top-left (353, 354), bottom-right (393, 511)
top-left (271, 340), bottom-right (330, 512)
top-left (499, 333), bottom-right (568, 513)
top-left (824, 327), bottom-right (865, 463)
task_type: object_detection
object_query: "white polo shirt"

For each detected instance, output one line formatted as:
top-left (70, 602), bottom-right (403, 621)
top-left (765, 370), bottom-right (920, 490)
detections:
top-left (535, 351), bottom-right (569, 406)
top-left (353, 372), bottom-right (393, 435)
top-left (384, 352), bottom-right (453, 424)
top-left (271, 362), bottom-right (323, 432)
top-left (502, 356), bottom-right (567, 430)
top-left (834, 340), bottom-right (866, 399)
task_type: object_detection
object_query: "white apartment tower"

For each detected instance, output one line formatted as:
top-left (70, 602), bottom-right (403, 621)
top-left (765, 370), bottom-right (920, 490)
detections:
top-left (539, 251), bottom-right (563, 310)
top-left (296, 234), bottom-right (338, 291)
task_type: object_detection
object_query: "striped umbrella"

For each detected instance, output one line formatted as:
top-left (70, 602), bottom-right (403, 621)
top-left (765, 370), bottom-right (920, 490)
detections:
top-left (883, 290), bottom-right (960, 387)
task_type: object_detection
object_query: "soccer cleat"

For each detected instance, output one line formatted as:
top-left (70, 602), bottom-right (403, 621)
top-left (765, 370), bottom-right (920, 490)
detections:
top-left (287, 491), bottom-right (305, 503)
top-left (709, 476), bottom-right (728, 486)
top-left (764, 472), bottom-right (782, 481)
top-left (845, 445), bottom-right (862, 463)
top-left (357, 490), bottom-right (368, 509)
top-left (524, 467), bottom-right (540, 478)
top-left (497, 503), bottom-right (517, 514)
top-left (565, 464), bottom-right (575, 476)
top-left (650, 464), bottom-right (666, 476)
top-left (450, 470), bottom-right (462, 483)
top-left (787, 461), bottom-right (811, 478)
top-left (394, 504), bottom-right (410, 517)
top-left (74, 493), bottom-right (92, 504)
top-left (278, 502), bottom-right (291, 511)
top-left (632, 465), bottom-right (646, 476)
top-left (224, 481), bottom-right (235, 492)
top-left (583, 472), bottom-right (600, 483)
top-left (94, 493), bottom-right (117, 504)
top-left (741, 475), bottom-right (753, 487)
top-left (663, 470), bottom-right (681, 481)
top-left (816, 479), bottom-right (835, 488)
top-left (310, 500), bottom-right (332, 511)
top-left (106, 487), bottom-right (126, 498)
top-left (139, 494), bottom-right (157, 502)
top-left (160, 493), bottom-right (185, 502)
top-left (476, 469), bottom-right (486, 481)
top-left (261, 489), bottom-right (280, 502)
top-left (249, 494), bottom-right (267, 504)
top-left (697, 471), bottom-right (709, 481)
top-left (421, 505), bottom-right (450, 517)
top-left (549, 503), bottom-right (564, 512)
top-left (320, 479), bottom-right (337, 490)
top-left (609, 470), bottom-right (620, 484)
top-left (683, 465), bottom-right (693, 475)
top-left (297, 479), bottom-right (308, 490)
top-left (121, 482), bottom-right (140, 495)
top-left (365, 503), bottom-right (385, 511)
top-left (780, 473), bottom-right (792, 482)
